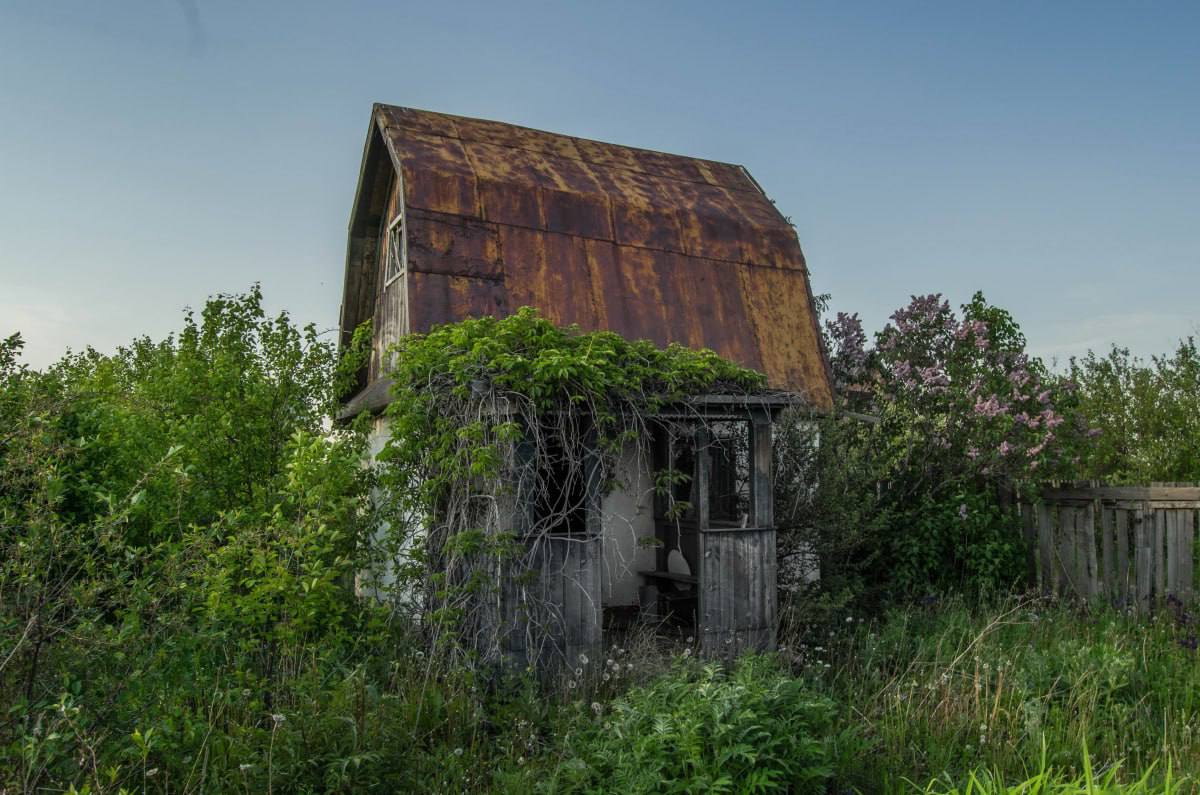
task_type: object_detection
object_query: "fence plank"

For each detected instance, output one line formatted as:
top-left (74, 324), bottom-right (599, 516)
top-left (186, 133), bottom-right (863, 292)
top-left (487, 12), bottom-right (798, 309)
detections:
top-left (1038, 502), bottom-right (1054, 594)
top-left (1167, 510), bottom-right (1181, 598)
top-left (1083, 502), bottom-right (1100, 599)
top-left (1071, 506), bottom-right (1089, 598)
top-left (1115, 510), bottom-right (1130, 607)
top-left (1057, 506), bottom-right (1076, 596)
top-left (1135, 506), bottom-right (1151, 614)
top-left (1177, 510), bottom-right (1194, 601)
top-left (1155, 509), bottom-right (1166, 600)
top-left (1101, 506), bottom-right (1115, 598)
top-left (1022, 504), bottom-right (1038, 586)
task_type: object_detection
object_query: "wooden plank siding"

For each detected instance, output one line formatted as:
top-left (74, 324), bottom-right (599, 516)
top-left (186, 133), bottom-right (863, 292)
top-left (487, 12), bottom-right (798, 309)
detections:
top-left (695, 410), bottom-right (778, 658)
top-left (1027, 483), bottom-right (1200, 612)
top-left (500, 534), bottom-right (602, 672)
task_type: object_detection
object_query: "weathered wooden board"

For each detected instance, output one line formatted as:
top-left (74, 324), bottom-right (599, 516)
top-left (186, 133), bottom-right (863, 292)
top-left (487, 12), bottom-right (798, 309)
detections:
top-left (1032, 486), bottom-right (1199, 611)
top-left (699, 527), bottom-right (776, 657)
top-left (1115, 509), bottom-right (1130, 605)
top-left (1038, 503), bottom-right (1054, 595)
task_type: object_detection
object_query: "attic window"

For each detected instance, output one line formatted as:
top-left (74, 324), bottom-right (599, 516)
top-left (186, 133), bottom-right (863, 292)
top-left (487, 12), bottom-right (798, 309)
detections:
top-left (384, 211), bottom-right (405, 286)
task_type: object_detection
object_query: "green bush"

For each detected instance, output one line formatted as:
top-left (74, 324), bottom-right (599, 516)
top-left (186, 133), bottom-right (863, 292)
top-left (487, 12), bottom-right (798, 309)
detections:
top-left (778, 293), bottom-right (1080, 608)
top-left (536, 656), bottom-right (849, 794)
top-left (1067, 339), bottom-right (1200, 483)
top-left (888, 489), bottom-right (1027, 596)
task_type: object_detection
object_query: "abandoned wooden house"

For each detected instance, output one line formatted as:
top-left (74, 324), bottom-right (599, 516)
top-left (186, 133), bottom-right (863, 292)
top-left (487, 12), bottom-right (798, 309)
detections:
top-left (337, 104), bottom-right (833, 666)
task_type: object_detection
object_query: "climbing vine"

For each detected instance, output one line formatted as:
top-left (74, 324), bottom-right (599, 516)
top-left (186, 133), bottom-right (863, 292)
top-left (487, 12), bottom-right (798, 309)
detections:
top-left (376, 307), bottom-right (765, 665)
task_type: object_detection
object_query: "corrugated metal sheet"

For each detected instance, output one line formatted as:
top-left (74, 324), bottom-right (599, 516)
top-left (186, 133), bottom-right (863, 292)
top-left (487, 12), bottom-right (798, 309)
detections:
top-left (345, 104), bottom-right (833, 410)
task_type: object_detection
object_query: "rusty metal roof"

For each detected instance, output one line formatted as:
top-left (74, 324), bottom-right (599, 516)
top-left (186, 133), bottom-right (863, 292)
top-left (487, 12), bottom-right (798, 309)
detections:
top-left (341, 104), bottom-right (833, 410)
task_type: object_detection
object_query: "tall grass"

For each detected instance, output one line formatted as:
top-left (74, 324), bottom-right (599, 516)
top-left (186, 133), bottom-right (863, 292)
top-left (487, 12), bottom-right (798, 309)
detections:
top-left (782, 595), bottom-right (1200, 793)
top-left (912, 745), bottom-right (1183, 794)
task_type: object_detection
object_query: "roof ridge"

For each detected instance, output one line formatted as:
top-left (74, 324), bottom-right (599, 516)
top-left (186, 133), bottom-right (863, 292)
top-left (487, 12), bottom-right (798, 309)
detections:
top-left (375, 103), bottom-right (757, 189)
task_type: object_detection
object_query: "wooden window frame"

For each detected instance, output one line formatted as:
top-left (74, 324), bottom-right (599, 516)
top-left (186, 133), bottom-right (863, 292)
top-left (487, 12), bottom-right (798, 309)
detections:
top-left (383, 210), bottom-right (406, 288)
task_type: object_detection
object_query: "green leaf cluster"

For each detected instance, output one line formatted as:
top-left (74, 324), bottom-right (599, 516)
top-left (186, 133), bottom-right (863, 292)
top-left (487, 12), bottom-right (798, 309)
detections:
top-left (536, 655), bottom-right (847, 794)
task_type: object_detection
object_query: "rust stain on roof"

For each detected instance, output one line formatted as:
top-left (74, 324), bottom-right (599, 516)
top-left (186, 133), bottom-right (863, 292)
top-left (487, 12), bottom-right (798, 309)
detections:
top-left (344, 104), bottom-right (833, 410)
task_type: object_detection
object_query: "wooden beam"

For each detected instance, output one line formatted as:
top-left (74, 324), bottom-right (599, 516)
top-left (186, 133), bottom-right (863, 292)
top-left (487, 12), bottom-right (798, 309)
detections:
top-left (1042, 486), bottom-right (1200, 503)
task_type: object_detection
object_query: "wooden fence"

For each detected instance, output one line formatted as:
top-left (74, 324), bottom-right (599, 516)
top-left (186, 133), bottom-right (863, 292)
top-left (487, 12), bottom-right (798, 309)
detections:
top-left (1022, 484), bottom-right (1200, 611)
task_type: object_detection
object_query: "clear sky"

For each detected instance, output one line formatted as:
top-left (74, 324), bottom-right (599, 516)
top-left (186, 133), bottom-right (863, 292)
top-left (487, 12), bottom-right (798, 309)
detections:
top-left (2, 1), bottom-right (1197, 369)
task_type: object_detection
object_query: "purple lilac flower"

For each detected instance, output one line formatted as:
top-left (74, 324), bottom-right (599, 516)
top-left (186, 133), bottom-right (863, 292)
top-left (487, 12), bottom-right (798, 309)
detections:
top-left (973, 396), bottom-right (1008, 418)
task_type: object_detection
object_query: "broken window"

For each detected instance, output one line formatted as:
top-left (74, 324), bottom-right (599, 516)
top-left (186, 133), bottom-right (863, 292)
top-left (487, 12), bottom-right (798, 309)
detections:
top-left (706, 421), bottom-right (753, 528)
top-left (384, 211), bottom-right (405, 286)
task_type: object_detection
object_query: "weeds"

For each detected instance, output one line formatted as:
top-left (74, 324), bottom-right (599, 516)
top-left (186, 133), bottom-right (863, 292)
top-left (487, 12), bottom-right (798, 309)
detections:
top-left (785, 595), bottom-right (1200, 793)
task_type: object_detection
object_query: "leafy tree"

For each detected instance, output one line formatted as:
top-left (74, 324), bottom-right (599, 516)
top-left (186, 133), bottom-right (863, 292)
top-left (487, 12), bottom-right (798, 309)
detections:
top-left (1068, 339), bottom-right (1200, 483)
top-left (0, 288), bottom-right (387, 792)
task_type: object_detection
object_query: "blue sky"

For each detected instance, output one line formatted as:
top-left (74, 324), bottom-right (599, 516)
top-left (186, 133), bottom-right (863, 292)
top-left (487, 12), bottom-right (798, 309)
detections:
top-left (2, 1), bottom-right (1198, 369)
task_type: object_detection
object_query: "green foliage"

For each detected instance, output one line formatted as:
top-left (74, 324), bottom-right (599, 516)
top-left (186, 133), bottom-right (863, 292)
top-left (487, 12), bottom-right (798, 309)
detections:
top-left (535, 656), bottom-right (848, 794)
top-left (1068, 339), bottom-right (1200, 483)
top-left (889, 489), bottom-right (1027, 596)
top-left (789, 596), bottom-right (1200, 793)
top-left (381, 305), bottom-right (764, 514)
top-left (0, 288), bottom-right (392, 792)
top-left (7, 291), bottom-right (1199, 793)
top-left (778, 292), bottom-right (1083, 606)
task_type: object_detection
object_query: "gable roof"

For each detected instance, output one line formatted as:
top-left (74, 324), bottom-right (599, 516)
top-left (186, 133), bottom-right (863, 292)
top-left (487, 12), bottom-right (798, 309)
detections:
top-left (340, 104), bottom-right (833, 411)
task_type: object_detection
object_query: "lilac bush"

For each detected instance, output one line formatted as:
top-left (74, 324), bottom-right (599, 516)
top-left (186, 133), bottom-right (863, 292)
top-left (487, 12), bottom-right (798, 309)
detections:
top-left (784, 292), bottom-right (1085, 600)
top-left (865, 292), bottom-right (1078, 489)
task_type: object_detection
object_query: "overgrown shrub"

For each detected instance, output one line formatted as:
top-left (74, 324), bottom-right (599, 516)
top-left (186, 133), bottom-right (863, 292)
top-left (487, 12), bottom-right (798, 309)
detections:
top-left (0, 289), bottom-right (400, 792)
top-left (1068, 339), bottom-right (1200, 483)
top-left (777, 293), bottom-right (1085, 607)
top-left (535, 656), bottom-right (849, 794)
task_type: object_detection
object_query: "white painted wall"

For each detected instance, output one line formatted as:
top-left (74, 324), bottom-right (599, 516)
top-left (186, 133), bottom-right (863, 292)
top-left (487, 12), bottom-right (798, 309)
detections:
top-left (600, 440), bottom-right (658, 607)
top-left (355, 415), bottom-right (416, 603)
